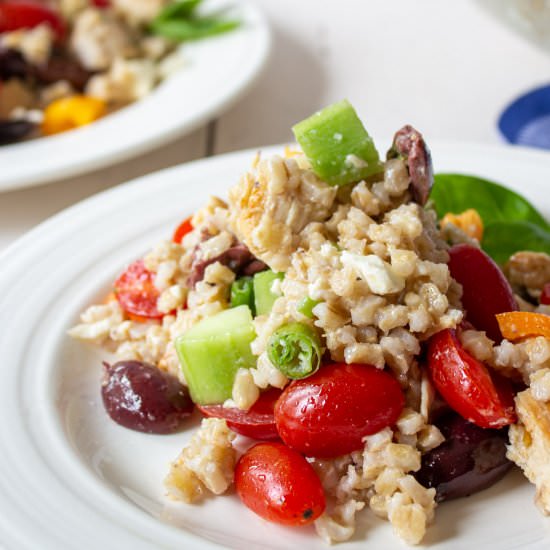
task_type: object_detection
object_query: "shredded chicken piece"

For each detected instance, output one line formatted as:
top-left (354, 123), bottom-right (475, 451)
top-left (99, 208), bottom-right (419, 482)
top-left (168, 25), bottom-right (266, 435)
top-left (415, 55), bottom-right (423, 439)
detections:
top-left (508, 389), bottom-right (550, 514)
top-left (505, 251), bottom-right (550, 296)
top-left (229, 156), bottom-right (337, 271)
top-left (71, 8), bottom-right (138, 71)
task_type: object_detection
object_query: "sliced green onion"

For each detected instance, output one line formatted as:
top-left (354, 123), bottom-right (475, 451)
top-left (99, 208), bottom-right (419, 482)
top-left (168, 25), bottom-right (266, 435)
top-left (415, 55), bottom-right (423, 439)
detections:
top-left (297, 297), bottom-right (320, 319)
top-left (267, 323), bottom-right (322, 380)
top-left (230, 276), bottom-right (255, 314)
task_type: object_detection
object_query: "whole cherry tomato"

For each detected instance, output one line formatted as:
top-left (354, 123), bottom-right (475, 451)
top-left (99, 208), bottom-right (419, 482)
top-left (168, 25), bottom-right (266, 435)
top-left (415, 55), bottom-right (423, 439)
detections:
top-left (541, 283), bottom-right (550, 306)
top-left (172, 216), bottom-right (193, 244)
top-left (0, 2), bottom-right (66, 40)
top-left (274, 363), bottom-right (404, 458)
top-left (114, 259), bottom-right (162, 319)
top-left (235, 442), bottom-right (325, 526)
top-left (197, 387), bottom-right (281, 440)
top-left (427, 329), bottom-right (516, 429)
top-left (448, 244), bottom-right (517, 342)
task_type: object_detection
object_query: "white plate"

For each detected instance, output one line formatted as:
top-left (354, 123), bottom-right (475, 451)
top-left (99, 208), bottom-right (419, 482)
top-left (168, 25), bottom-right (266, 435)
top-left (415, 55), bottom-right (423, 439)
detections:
top-left (0, 0), bottom-right (270, 193)
top-left (1, 142), bottom-right (550, 549)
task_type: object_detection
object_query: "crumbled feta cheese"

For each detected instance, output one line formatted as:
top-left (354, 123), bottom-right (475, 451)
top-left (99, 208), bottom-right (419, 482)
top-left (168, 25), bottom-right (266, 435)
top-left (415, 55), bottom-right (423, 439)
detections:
top-left (341, 252), bottom-right (405, 295)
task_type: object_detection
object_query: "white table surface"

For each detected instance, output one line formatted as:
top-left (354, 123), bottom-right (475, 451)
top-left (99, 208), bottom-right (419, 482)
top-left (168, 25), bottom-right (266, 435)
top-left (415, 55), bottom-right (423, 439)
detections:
top-left (2, 0), bottom-right (550, 252)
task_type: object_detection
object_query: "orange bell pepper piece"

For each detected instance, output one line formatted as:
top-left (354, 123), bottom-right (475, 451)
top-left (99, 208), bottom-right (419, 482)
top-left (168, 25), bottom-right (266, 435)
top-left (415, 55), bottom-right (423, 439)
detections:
top-left (441, 209), bottom-right (484, 242)
top-left (496, 311), bottom-right (550, 341)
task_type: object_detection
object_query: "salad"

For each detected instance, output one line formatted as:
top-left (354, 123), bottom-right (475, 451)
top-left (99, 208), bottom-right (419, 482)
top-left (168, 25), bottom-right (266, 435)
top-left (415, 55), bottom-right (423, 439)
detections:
top-left (0, 0), bottom-right (238, 145)
top-left (70, 100), bottom-right (550, 545)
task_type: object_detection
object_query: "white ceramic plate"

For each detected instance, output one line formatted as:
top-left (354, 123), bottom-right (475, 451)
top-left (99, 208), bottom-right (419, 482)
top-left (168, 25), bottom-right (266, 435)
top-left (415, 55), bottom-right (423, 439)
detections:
top-left (1, 143), bottom-right (550, 549)
top-left (0, 0), bottom-right (269, 193)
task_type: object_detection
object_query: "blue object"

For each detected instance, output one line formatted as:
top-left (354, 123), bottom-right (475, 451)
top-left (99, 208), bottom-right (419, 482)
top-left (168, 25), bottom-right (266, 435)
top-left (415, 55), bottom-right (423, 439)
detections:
top-left (498, 84), bottom-right (550, 149)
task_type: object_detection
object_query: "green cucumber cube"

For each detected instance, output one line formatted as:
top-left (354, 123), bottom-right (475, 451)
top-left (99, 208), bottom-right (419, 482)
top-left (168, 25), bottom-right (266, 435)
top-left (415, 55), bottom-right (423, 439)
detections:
top-left (292, 99), bottom-right (382, 186)
top-left (175, 305), bottom-right (256, 405)
top-left (253, 270), bottom-right (284, 316)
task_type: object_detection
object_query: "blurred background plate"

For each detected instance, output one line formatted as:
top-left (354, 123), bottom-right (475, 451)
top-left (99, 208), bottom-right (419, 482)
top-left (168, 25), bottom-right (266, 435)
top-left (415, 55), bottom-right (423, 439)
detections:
top-left (0, 0), bottom-right (270, 193)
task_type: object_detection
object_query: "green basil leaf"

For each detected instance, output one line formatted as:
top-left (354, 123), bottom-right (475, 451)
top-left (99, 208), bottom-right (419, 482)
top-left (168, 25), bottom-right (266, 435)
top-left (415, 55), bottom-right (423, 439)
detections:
top-left (483, 220), bottom-right (550, 264)
top-left (151, 15), bottom-right (240, 41)
top-left (155, 0), bottom-right (202, 22)
top-left (432, 173), bottom-right (550, 231)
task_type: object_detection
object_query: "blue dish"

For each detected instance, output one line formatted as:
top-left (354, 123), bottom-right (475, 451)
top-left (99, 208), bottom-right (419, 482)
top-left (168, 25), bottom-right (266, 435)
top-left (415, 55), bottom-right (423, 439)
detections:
top-left (498, 84), bottom-right (550, 149)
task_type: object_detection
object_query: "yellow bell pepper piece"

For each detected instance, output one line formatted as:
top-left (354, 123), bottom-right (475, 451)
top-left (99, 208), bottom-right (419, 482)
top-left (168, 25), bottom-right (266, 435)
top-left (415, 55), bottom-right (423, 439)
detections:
top-left (42, 95), bottom-right (107, 136)
top-left (441, 208), bottom-right (484, 242)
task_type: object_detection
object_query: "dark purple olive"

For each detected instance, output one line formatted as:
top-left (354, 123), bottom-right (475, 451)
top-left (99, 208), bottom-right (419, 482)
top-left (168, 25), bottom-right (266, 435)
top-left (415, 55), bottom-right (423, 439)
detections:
top-left (102, 360), bottom-right (194, 434)
top-left (0, 119), bottom-right (35, 145)
top-left (33, 53), bottom-right (92, 91)
top-left (0, 48), bottom-right (30, 81)
top-left (415, 413), bottom-right (512, 502)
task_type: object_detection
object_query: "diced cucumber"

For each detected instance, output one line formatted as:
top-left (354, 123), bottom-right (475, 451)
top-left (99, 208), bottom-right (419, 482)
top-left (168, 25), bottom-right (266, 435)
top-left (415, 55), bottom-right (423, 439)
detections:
top-left (297, 296), bottom-right (320, 319)
top-left (175, 305), bottom-right (256, 405)
top-left (230, 276), bottom-right (255, 314)
top-left (292, 99), bottom-right (382, 186)
top-left (253, 270), bottom-right (284, 316)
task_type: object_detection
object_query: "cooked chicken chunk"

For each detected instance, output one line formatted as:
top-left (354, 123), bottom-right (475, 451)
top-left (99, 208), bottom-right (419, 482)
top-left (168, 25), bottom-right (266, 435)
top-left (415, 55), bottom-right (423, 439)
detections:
top-left (229, 156), bottom-right (337, 271)
top-left (112, 0), bottom-right (170, 25)
top-left (71, 8), bottom-right (138, 71)
top-left (505, 251), bottom-right (550, 296)
top-left (507, 389), bottom-right (550, 514)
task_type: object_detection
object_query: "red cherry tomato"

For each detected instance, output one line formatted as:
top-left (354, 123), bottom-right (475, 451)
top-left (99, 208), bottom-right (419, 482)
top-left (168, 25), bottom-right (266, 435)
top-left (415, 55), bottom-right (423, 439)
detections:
top-left (0, 2), bottom-right (66, 39)
top-left (197, 387), bottom-right (281, 440)
top-left (235, 442), bottom-right (325, 526)
top-left (274, 363), bottom-right (404, 458)
top-left (114, 259), bottom-right (162, 319)
top-left (91, 0), bottom-right (111, 7)
top-left (427, 329), bottom-right (516, 429)
top-left (541, 283), bottom-right (550, 306)
top-left (448, 244), bottom-right (517, 342)
top-left (172, 216), bottom-right (193, 244)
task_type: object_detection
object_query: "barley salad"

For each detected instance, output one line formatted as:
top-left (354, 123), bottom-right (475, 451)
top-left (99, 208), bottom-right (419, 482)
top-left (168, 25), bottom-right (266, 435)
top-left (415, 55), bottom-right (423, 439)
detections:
top-left (0, 0), bottom-right (239, 144)
top-left (70, 100), bottom-right (550, 545)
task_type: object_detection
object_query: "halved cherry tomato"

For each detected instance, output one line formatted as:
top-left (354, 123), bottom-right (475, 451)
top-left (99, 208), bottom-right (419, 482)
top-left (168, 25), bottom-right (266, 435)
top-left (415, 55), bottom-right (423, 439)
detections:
top-left (427, 329), bottom-right (516, 429)
top-left (114, 259), bottom-right (162, 319)
top-left (496, 311), bottom-right (550, 341)
top-left (448, 244), bottom-right (518, 342)
top-left (0, 2), bottom-right (66, 39)
top-left (172, 216), bottom-right (193, 244)
top-left (235, 442), bottom-right (325, 526)
top-left (274, 363), bottom-right (404, 458)
top-left (197, 387), bottom-right (281, 440)
top-left (541, 283), bottom-right (550, 306)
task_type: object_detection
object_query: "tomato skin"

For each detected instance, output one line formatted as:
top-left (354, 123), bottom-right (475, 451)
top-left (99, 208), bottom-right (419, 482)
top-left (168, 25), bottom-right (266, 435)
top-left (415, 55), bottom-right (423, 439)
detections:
top-left (172, 216), bottom-right (193, 244)
top-left (541, 283), bottom-right (550, 306)
top-left (427, 329), bottom-right (516, 429)
top-left (448, 244), bottom-right (517, 342)
top-left (197, 388), bottom-right (281, 440)
top-left (0, 2), bottom-right (66, 40)
top-left (274, 363), bottom-right (404, 458)
top-left (114, 259), bottom-right (162, 319)
top-left (235, 442), bottom-right (325, 526)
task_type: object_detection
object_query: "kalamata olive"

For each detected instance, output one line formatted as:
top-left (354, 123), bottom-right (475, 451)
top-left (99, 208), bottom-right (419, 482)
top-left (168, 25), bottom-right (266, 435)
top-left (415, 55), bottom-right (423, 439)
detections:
top-left (0, 119), bottom-right (35, 145)
top-left (34, 52), bottom-right (92, 91)
top-left (101, 360), bottom-right (194, 434)
top-left (0, 48), bottom-right (30, 80)
top-left (415, 413), bottom-right (512, 502)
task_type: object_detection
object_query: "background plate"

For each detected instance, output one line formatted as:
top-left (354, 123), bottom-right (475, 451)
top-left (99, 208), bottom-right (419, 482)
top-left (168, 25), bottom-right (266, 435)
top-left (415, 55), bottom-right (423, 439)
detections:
top-left (1, 142), bottom-right (550, 549)
top-left (0, 0), bottom-right (270, 192)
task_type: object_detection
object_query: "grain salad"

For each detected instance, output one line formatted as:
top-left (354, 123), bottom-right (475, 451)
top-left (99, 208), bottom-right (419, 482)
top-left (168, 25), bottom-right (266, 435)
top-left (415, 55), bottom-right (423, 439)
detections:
top-left (70, 100), bottom-right (550, 545)
top-left (0, 0), bottom-right (239, 144)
